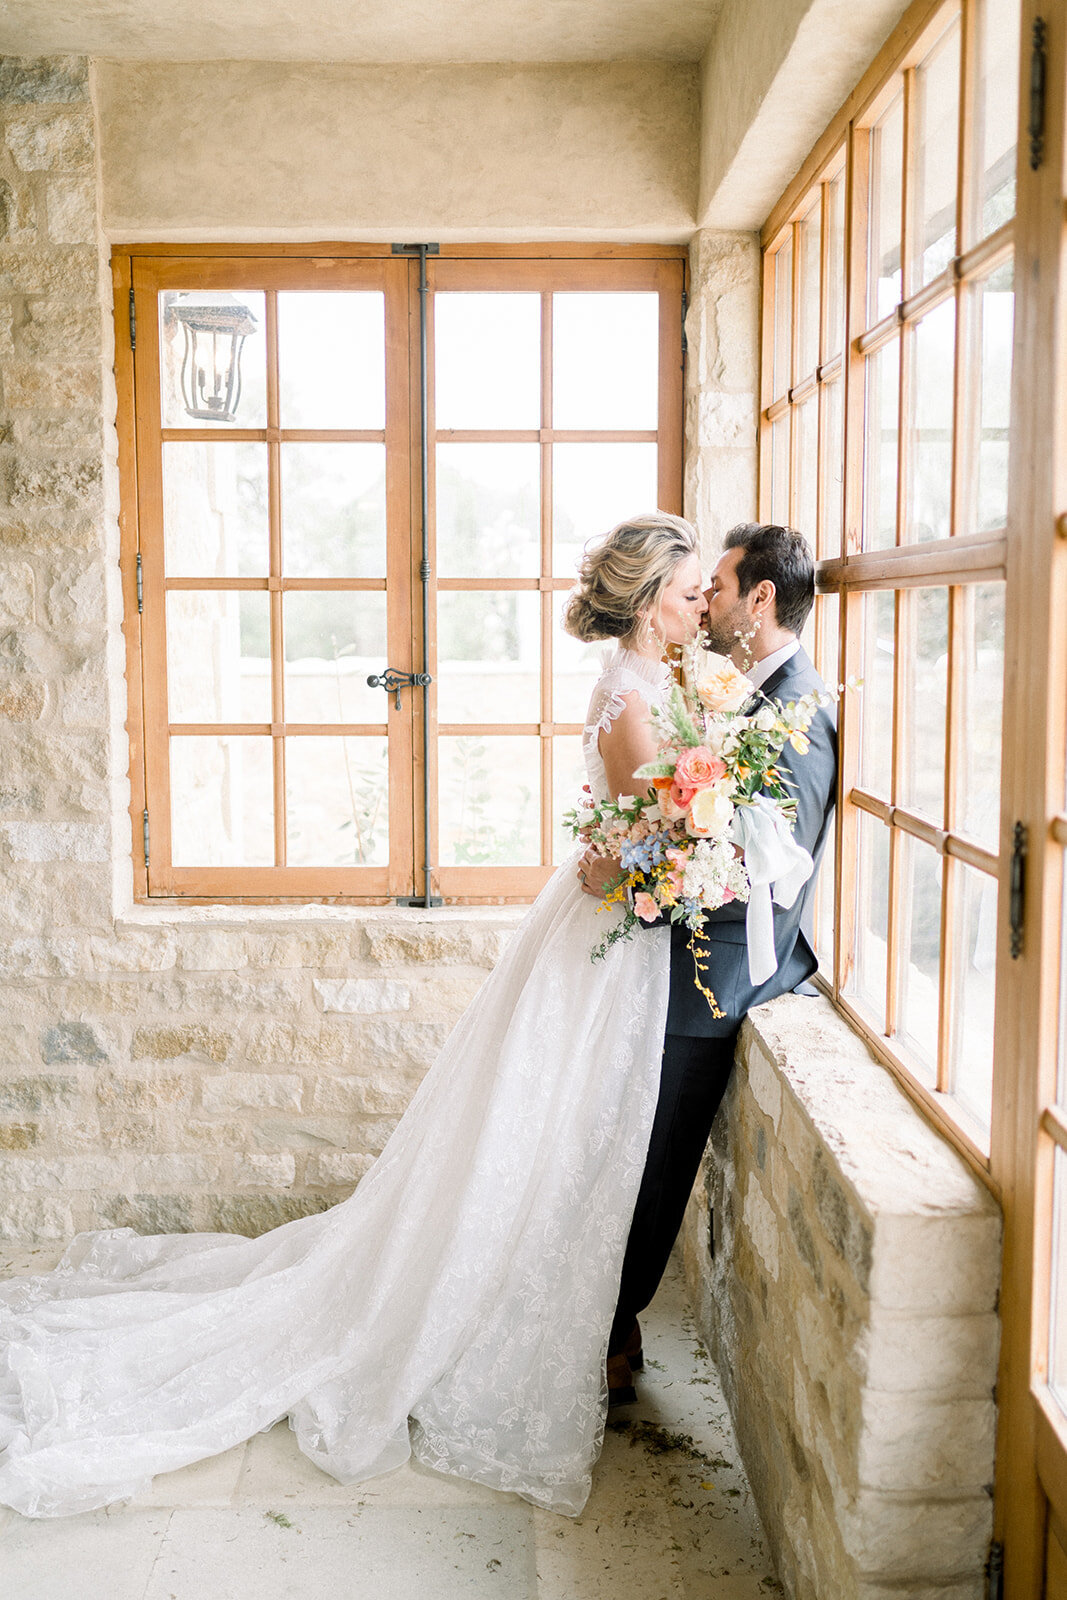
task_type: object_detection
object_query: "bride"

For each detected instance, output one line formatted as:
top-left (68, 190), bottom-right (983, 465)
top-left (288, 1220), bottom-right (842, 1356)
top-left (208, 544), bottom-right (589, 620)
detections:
top-left (0, 512), bottom-right (706, 1522)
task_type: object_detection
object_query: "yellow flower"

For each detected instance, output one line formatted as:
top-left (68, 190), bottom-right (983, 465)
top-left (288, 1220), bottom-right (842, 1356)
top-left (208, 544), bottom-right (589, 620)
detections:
top-left (788, 729), bottom-right (810, 755)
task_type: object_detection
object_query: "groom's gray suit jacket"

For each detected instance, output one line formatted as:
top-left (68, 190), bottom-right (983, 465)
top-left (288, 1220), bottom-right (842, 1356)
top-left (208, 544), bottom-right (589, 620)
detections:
top-left (665, 645), bottom-right (837, 1038)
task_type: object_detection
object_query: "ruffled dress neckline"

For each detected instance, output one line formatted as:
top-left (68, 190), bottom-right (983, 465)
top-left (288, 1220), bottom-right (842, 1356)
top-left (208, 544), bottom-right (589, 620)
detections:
top-left (609, 646), bottom-right (672, 692)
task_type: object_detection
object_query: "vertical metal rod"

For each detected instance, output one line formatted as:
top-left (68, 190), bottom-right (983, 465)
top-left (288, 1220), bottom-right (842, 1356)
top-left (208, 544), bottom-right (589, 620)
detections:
top-left (417, 244), bottom-right (440, 906)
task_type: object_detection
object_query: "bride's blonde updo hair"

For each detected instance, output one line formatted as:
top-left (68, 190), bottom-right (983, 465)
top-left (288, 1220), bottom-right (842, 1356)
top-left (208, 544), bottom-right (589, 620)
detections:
top-left (562, 512), bottom-right (698, 643)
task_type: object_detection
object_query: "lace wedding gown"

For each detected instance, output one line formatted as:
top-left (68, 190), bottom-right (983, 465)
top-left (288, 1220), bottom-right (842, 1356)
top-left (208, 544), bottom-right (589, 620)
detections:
top-left (0, 649), bottom-right (671, 1520)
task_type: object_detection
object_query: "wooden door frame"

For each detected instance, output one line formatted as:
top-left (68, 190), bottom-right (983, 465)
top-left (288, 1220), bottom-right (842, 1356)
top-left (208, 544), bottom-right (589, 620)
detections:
top-left (991, 1), bottom-right (1067, 1589)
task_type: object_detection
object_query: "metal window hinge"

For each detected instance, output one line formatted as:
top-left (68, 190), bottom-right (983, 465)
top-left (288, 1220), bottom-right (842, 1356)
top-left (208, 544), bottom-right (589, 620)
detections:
top-left (142, 808), bottom-right (150, 870)
top-left (129, 286), bottom-right (136, 350)
top-left (1010, 822), bottom-right (1027, 959)
top-left (135, 551), bottom-right (143, 613)
top-left (987, 1538), bottom-right (1004, 1600)
top-left (681, 288), bottom-right (688, 356)
top-left (1030, 18), bottom-right (1048, 170)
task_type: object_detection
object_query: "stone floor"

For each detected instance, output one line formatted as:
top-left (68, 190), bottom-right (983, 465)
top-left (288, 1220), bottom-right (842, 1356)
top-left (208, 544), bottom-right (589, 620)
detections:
top-left (0, 1245), bottom-right (781, 1600)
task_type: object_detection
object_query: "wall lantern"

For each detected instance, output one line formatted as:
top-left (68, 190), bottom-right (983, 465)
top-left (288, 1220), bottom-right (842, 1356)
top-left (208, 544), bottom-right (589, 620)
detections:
top-left (170, 292), bottom-right (258, 424)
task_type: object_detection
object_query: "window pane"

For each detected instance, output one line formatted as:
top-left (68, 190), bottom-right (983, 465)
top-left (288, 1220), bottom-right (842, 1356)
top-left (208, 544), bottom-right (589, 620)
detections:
top-left (170, 735), bottom-right (273, 866)
top-left (773, 238), bottom-right (793, 397)
top-left (896, 833), bottom-right (942, 1081)
top-left (821, 378), bottom-right (844, 559)
top-left (281, 443), bottom-right (386, 578)
top-left (159, 289), bottom-right (266, 430)
top-left (852, 810), bottom-right (890, 1025)
top-left (958, 582), bottom-right (1004, 849)
top-left (434, 293), bottom-right (541, 429)
top-left (869, 93), bottom-right (904, 321)
top-left (436, 592), bottom-right (541, 724)
top-left (947, 861), bottom-right (997, 1131)
top-left (797, 203), bottom-right (821, 381)
top-left (967, 260), bottom-right (1014, 535)
top-left (553, 734), bottom-right (587, 863)
top-left (825, 168), bottom-right (846, 360)
top-left (973, 0), bottom-right (1020, 240)
top-left (286, 736), bottom-right (388, 867)
top-left (552, 443), bottom-right (658, 578)
top-left (553, 592), bottom-right (607, 725)
top-left (771, 414), bottom-right (791, 525)
top-left (283, 592), bottom-right (387, 724)
top-left (1050, 1147), bottom-right (1067, 1413)
top-left (166, 591), bottom-right (270, 723)
top-left (911, 19), bottom-right (961, 288)
top-left (815, 590), bottom-right (839, 696)
top-left (815, 812), bottom-right (836, 974)
top-left (438, 735), bottom-right (540, 865)
top-left (906, 299), bottom-right (955, 544)
top-left (436, 443), bottom-right (539, 579)
top-left (277, 292), bottom-right (385, 430)
top-left (795, 398), bottom-right (818, 548)
top-left (552, 293), bottom-right (658, 430)
top-left (863, 340), bottom-right (899, 550)
top-left (163, 442), bottom-right (267, 579)
top-left (901, 586), bottom-right (948, 822)
top-left (859, 590), bottom-right (895, 798)
top-left (1060, 849), bottom-right (1067, 1108)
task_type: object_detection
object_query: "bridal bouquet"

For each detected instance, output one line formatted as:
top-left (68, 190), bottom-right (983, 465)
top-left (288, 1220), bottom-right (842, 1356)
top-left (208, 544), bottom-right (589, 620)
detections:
top-left (565, 645), bottom-right (829, 1016)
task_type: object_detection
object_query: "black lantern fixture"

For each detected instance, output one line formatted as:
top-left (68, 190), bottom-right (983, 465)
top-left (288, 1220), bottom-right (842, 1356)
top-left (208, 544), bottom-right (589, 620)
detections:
top-left (170, 292), bottom-right (258, 424)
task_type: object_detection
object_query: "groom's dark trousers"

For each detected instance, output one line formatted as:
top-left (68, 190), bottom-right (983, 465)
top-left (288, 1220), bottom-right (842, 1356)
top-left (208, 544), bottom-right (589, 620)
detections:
top-left (608, 646), bottom-right (837, 1358)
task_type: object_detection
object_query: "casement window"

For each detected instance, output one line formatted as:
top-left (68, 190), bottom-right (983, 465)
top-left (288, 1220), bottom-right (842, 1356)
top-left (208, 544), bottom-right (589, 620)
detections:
top-left (761, 0), bottom-right (1017, 1158)
top-left (114, 248), bottom-right (684, 904)
top-left (762, 0), bottom-right (1067, 1582)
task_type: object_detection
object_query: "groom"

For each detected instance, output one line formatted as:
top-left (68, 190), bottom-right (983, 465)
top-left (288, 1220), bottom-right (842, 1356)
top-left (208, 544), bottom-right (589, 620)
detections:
top-left (580, 522), bottom-right (837, 1401)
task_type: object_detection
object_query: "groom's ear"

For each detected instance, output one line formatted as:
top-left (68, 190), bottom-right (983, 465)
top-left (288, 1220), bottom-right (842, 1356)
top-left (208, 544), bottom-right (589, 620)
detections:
top-left (752, 577), bottom-right (777, 618)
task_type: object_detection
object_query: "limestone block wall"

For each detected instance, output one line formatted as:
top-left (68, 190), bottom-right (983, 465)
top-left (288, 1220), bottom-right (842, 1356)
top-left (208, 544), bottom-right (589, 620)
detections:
top-left (683, 227), bottom-right (760, 550)
top-left (0, 907), bottom-right (517, 1241)
top-left (681, 993), bottom-right (1001, 1600)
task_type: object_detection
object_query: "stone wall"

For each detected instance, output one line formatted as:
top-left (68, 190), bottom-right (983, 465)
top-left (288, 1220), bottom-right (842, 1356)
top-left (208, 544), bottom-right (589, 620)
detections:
top-left (683, 227), bottom-right (760, 550)
top-left (681, 993), bottom-right (1001, 1600)
top-left (0, 54), bottom-right (530, 1242)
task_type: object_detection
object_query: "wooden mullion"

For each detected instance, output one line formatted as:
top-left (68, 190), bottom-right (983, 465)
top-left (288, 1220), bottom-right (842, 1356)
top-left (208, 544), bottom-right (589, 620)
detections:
top-left (957, 0), bottom-right (977, 256)
top-left (160, 429), bottom-right (386, 444)
top-left (132, 261), bottom-right (175, 892)
top-left (819, 529), bottom-right (1006, 589)
top-left (789, 223), bottom-right (802, 524)
top-left (264, 289), bottom-right (285, 868)
top-left (655, 259), bottom-right (685, 515)
top-left (113, 251), bottom-right (149, 902)
top-left (759, 247), bottom-right (776, 519)
top-left (541, 289), bottom-right (554, 866)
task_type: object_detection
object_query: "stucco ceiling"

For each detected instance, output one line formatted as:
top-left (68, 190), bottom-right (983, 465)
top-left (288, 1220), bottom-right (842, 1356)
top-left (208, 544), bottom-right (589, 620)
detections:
top-left (0, 0), bottom-right (726, 63)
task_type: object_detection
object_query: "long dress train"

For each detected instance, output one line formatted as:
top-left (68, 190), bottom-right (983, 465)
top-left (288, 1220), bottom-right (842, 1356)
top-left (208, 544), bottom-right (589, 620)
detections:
top-left (0, 648), bottom-right (671, 1520)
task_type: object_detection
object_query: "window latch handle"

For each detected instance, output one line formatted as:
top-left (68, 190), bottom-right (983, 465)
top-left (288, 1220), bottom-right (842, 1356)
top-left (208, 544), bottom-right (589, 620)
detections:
top-left (367, 667), bottom-right (432, 710)
top-left (1010, 821), bottom-right (1027, 959)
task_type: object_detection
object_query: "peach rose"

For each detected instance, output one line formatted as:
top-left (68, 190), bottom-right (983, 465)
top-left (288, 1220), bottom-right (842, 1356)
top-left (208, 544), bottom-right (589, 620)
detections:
top-left (660, 780), bottom-right (696, 821)
top-left (674, 746), bottom-right (727, 791)
top-left (633, 892), bottom-right (660, 923)
top-left (696, 652), bottom-right (755, 714)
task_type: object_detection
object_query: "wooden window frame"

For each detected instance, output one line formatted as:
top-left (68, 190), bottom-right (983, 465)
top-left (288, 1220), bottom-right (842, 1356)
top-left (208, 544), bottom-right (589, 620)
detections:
top-left (113, 243), bottom-right (686, 906)
top-left (759, 0), bottom-right (1014, 1173)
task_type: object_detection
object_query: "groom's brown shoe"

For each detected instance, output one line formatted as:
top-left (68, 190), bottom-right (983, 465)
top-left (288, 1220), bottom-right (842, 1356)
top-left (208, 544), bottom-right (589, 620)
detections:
top-left (622, 1320), bottom-right (643, 1372)
top-left (607, 1353), bottom-right (637, 1407)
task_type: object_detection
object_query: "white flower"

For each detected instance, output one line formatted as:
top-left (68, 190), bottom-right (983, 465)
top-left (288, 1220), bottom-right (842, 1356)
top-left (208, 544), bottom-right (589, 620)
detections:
top-left (754, 705), bottom-right (779, 732)
top-left (686, 783), bottom-right (734, 839)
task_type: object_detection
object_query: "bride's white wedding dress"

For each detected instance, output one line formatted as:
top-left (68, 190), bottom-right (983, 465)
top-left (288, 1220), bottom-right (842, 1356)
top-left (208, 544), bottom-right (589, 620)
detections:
top-left (0, 649), bottom-right (672, 1520)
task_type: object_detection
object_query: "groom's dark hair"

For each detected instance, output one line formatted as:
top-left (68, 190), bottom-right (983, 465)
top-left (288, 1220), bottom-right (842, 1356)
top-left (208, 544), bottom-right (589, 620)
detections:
top-left (723, 522), bottom-right (815, 637)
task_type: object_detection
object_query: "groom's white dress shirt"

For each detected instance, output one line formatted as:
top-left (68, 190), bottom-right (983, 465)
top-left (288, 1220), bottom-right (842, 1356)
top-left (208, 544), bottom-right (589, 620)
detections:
top-left (745, 638), bottom-right (799, 691)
